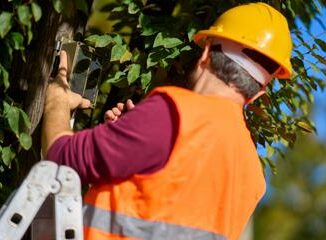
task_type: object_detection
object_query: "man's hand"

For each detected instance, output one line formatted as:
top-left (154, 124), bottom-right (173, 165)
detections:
top-left (105, 99), bottom-right (135, 122)
top-left (42, 51), bottom-right (90, 156)
top-left (45, 51), bottom-right (91, 110)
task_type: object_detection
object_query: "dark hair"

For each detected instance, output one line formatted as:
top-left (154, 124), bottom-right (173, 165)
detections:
top-left (209, 45), bottom-right (261, 99)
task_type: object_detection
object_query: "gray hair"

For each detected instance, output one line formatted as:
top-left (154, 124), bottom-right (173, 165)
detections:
top-left (209, 47), bottom-right (261, 99)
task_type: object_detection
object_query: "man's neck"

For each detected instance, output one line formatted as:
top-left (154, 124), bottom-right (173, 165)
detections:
top-left (191, 66), bottom-right (246, 106)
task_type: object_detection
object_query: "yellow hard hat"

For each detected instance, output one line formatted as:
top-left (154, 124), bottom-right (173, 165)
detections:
top-left (193, 2), bottom-right (292, 79)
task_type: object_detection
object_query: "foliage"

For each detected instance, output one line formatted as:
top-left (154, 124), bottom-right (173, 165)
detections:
top-left (0, 0), bottom-right (325, 201)
top-left (254, 134), bottom-right (326, 239)
top-left (0, 0), bottom-right (89, 202)
top-left (85, 0), bottom-right (326, 172)
top-left (0, 0), bottom-right (40, 183)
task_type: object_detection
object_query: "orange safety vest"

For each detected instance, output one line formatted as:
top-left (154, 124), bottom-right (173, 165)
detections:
top-left (83, 86), bottom-right (266, 240)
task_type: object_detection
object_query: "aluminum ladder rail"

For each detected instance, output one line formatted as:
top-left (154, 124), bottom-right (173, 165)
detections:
top-left (0, 161), bottom-right (83, 240)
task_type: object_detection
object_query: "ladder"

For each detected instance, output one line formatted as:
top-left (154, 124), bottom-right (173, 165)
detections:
top-left (0, 161), bottom-right (83, 240)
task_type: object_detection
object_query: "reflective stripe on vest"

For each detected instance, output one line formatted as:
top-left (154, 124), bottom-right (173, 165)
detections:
top-left (83, 204), bottom-right (227, 240)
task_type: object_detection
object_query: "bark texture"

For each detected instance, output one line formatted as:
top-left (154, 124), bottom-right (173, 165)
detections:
top-left (13, 3), bottom-right (87, 181)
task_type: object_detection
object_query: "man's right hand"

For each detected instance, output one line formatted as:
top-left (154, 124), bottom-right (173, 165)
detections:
top-left (45, 51), bottom-right (91, 111)
top-left (104, 99), bottom-right (135, 122)
top-left (42, 51), bottom-right (90, 156)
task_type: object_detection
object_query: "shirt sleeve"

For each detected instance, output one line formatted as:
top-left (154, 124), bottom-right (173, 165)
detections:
top-left (46, 93), bottom-right (178, 184)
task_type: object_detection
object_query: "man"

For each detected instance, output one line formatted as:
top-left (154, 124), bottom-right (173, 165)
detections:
top-left (42, 2), bottom-right (292, 240)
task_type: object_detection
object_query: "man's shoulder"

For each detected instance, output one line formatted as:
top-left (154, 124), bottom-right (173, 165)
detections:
top-left (149, 86), bottom-right (193, 97)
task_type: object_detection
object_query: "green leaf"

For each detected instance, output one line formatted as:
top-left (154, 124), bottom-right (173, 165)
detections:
top-left (19, 109), bottom-right (31, 129)
top-left (296, 121), bottom-right (315, 133)
top-left (31, 2), bottom-right (42, 22)
top-left (282, 132), bottom-right (296, 148)
top-left (147, 52), bottom-right (159, 68)
top-left (106, 71), bottom-right (126, 83)
top-left (285, 0), bottom-right (295, 18)
top-left (127, 64), bottom-right (141, 84)
top-left (111, 45), bottom-right (126, 61)
top-left (159, 48), bottom-right (181, 68)
top-left (308, 61), bottom-right (320, 73)
top-left (247, 105), bottom-right (269, 121)
top-left (187, 25), bottom-right (197, 42)
top-left (267, 145), bottom-right (275, 158)
top-left (153, 32), bottom-right (183, 49)
top-left (147, 48), bottom-right (170, 68)
top-left (27, 26), bottom-right (33, 44)
top-left (128, 2), bottom-right (140, 14)
top-left (112, 78), bottom-right (128, 88)
top-left (291, 56), bottom-right (307, 78)
top-left (1, 146), bottom-right (15, 167)
top-left (85, 34), bottom-right (113, 48)
top-left (120, 50), bottom-right (132, 63)
top-left (52, 0), bottom-right (63, 13)
top-left (0, 129), bottom-right (4, 143)
top-left (180, 45), bottom-right (192, 52)
top-left (105, 71), bottom-right (128, 88)
top-left (266, 157), bottom-right (277, 174)
top-left (131, 48), bottom-right (141, 62)
top-left (74, 0), bottom-right (89, 15)
top-left (112, 35), bottom-right (123, 45)
top-left (141, 71), bottom-right (152, 90)
top-left (3, 102), bottom-right (20, 136)
top-left (311, 52), bottom-right (326, 65)
top-left (0, 40), bottom-right (13, 67)
top-left (9, 32), bottom-right (24, 50)
top-left (19, 132), bottom-right (32, 150)
top-left (0, 12), bottom-right (13, 38)
top-left (99, 81), bottom-right (111, 93)
top-left (111, 6), bottom-right (125, 12)
top-left (315, 38), bottom-right (326, 52)
top-left (111, 44), bottom-right (131, 63)
top-left (17, 5), bottom-right (32, 26)
top-left (139, 14), bottom-right (157, 36)
top-left (0, 64), bottom-right (9, 91)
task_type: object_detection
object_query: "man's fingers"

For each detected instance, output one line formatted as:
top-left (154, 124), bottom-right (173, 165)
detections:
top-left (126, 99), bottom-right (135, 110)
top-left (68, 91), bottom-right (91, 109)
top-left (105, 110), bottom-right (118, 122)
top-left (104, 99), bottom-right (135, 122)
top-left (117, 103), bottom-right (124, 111)
top-left (57, 51), bottom-right (69, 85)
top-left (79, 98), bottom-right (91, 109)
top-left (112, 107), bottom-right (122, 116)
top-left (59, 51), bottom-right (68, 72)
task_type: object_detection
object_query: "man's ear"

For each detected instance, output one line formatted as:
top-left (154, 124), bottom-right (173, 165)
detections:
top-left (190, 43), bottom-right (211, 85)
top-left (198, 43), bottom-right (211, 66)
top-left (246, 89), bottom-right (266, 104)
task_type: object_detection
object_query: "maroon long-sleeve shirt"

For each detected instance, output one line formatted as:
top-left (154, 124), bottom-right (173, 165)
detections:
top-left (46, 94), bottom-right (178, 184)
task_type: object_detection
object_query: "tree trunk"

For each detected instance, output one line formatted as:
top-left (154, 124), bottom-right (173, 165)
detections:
top-left (12, 3), bottom-right (87, 182)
